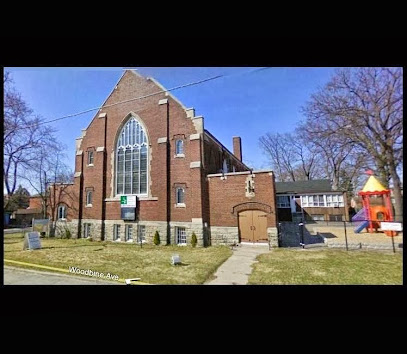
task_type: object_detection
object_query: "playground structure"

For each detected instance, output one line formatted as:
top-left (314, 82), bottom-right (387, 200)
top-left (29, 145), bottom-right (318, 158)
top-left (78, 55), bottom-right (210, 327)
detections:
top-left (352, 172), bottom-right (397, 237)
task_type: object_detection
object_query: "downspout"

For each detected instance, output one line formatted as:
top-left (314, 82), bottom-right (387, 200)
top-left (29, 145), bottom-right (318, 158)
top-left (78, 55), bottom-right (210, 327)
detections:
top-left (101, 113), bottom-right (108, 241)
top-left (166, 101), bottom-right (171, 244)
top-left (77, 152), bottom-right (84, 238)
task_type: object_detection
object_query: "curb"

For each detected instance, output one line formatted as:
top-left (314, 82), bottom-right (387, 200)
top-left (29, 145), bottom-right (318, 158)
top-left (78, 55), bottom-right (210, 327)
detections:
top-left (4, 259), bottom-right (150, 285)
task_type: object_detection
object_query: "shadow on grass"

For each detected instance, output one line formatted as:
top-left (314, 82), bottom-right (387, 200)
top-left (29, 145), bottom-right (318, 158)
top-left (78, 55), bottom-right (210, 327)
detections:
top-left (172, 263), bottom-right (190, 267)
top-left (4, 241), bottom-right (22, 245)
top-left (319, 232), bottom-right (337, 238)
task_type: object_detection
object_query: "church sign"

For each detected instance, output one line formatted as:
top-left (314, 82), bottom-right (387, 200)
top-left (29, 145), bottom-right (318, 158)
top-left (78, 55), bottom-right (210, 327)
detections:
top-left (23, 232), bottom-right (42, 250)
top-left (120, 196), bottom-right (137, 220)
top-left (120, 196), bottom-right (136, 208)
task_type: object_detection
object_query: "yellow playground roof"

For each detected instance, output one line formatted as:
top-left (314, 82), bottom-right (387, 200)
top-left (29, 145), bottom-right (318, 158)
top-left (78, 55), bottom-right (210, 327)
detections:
top-left (362, 175), bottom-right (387, 193)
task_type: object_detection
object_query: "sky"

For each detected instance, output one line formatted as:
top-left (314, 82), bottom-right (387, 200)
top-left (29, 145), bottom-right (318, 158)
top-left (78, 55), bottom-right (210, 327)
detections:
top-left (5, 67), bottom-right (337, 190)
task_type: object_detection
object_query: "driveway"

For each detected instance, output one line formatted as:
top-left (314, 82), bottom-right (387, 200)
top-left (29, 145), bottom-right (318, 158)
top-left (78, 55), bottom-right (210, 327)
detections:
top-left (4, 266), bottom-right (121, 285)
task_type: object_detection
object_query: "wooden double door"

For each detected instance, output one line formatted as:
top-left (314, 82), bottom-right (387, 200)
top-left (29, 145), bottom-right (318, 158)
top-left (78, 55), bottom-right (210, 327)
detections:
top-left (238, 210), bottom-right (268, 243)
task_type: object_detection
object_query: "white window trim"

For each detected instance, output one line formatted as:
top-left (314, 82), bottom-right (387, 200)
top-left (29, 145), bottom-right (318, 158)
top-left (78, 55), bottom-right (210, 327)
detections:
top-left (174, 153), bottom-right (185, 158)
top-left (176, 227), bottom-right (187, 245)
top-left (57, 205), bottom-right (67, 220)
top-left (175, 203), bottom-right (186, 208)
top-left (300, 194), bottom-right (345, 208)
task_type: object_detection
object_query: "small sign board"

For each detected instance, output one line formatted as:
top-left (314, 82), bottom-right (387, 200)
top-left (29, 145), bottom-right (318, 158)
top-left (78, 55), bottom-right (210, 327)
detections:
top-left (120, 195), bottom-right (136, 208)
top-left (171, 254), bottom-right (181, 265)
top-left (23, 232), bottom-right (42, 250)
top-left (380, 222), bottom-right (403, 231)
top-left (121, 207), bottom-right (136, 221)
top-left (32, 219), bottom-right (50, 235)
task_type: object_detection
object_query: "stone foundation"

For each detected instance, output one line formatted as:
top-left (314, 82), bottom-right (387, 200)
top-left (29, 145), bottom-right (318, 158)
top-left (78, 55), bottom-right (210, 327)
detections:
top-left (210, 226), bottom-right (239, 245)
top-left (51, 220), bottom-right (278, 247)
top-left (267, 227), bottom-right (279, 248)
top-left (65, 219), bottom-right (206, 246)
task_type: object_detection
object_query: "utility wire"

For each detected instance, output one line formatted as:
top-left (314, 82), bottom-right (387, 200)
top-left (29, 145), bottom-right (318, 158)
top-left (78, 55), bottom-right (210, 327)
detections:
top-left (18, 67), bottom-right (270, 130)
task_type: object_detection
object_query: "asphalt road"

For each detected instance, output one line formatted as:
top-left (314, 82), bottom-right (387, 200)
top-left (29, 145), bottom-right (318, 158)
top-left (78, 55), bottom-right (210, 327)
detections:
top-left (4, 266), bottom-right (121, 285)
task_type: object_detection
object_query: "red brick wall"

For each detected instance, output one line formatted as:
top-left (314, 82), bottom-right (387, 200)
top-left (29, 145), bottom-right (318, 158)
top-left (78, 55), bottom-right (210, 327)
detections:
top-left (208, 172), bottom-right (277, 227)
top-left (47, 184), bottom-right (78, 222)
top-left (29, 196), bottom-right (43, 209)
top-left (203, 134), bottom-right (248, 174)
top-left (71, 71), bottom-right (203, 223)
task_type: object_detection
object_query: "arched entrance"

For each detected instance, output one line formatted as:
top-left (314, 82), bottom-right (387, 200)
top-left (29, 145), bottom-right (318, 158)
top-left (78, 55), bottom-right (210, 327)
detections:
top-left (238, 210), bottom-right (268, 243)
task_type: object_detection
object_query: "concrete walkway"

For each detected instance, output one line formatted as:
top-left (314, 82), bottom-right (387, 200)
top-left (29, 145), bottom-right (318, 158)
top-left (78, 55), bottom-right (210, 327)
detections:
top-left (205, 244), bottom-right (270, 285)
top-left (4, 266), bottom-right (120, 285)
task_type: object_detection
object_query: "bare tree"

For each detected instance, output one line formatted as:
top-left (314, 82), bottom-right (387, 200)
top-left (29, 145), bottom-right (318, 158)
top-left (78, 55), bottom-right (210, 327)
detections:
top-left (19, 149), bottom-right (75, 236)
top-left (259, 132), bottom-right (325, 182)
top-left (302, 67), bottom-right (403, 221)
top-left (3, 71), bottom-right (58, 206)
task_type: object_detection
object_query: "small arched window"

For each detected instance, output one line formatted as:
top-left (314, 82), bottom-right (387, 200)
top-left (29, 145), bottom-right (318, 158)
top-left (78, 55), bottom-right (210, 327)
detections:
top-left (57, 205), bottom-right (67, 219)
top-left (86, 191), bottom-right (93, 206)
top-left (176, 187), bottom-right (185, 205)
top-left (175, 139), bottom-right (184, 156)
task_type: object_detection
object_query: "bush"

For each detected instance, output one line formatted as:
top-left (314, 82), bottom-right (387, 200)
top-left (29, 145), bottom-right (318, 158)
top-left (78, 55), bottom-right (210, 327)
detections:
top-left (153, 231), bottom-right (160, 245)
top-left (65, 228), bottom-right (72, 239)
top-left (191, 232), bottom-right (197, 247)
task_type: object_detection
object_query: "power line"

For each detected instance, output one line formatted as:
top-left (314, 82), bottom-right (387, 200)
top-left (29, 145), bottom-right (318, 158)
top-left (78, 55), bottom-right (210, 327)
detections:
top-left (17, 67), bottom-right (270, 130)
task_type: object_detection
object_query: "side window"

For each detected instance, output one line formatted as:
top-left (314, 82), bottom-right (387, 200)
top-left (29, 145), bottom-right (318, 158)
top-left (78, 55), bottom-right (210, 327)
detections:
top-left (86, 190), bottom-right (93, 206)
top-left (58, 205), bottom-right (67, 219)
top-left (176, 187), bottom-right (185, 205)
top-left (87, 150), bottom-right (94, 165)
top-left (175, 139), bottom-right (184, 156)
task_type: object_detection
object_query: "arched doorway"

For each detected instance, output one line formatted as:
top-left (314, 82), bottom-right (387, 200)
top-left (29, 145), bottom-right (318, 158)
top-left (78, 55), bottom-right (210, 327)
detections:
top-left (238, 210), bottom-right (268, 243)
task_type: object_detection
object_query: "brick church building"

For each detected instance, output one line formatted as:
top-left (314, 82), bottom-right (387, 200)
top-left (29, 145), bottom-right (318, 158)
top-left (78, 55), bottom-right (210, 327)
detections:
top-left (53, 70), bottom-right (278, 247)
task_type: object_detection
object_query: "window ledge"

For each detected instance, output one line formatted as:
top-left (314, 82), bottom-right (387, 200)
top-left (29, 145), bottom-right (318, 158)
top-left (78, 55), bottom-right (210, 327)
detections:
top-left (87, 164), bottom-right (94, 167)
top-left (126, 239), bottom-right (133, 243)
top-left (85, 204), bottom-right (93, 208)
top-left (114, 239), bottom-right (121, 242)
top-left (174, 154), bottom-right (185, 158)
top-left (58, 218), bottom-right (67, 221)
top-left (177, 243), bottom-right (187, 247)
top-left (175, 203), bottom-right (186, 208)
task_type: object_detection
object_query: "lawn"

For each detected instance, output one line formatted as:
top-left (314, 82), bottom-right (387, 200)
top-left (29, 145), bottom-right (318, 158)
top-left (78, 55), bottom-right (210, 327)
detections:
top-left (4, 233), bottom-right (232, 284)
top-left (249, 248), bottom-right (403, 285)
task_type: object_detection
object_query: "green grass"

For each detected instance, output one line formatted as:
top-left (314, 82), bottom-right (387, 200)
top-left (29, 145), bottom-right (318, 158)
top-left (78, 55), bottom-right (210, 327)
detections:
top-left (249, 248), bottom-right (403, 285)
top-left (4, 235), bottom-right (232, 284)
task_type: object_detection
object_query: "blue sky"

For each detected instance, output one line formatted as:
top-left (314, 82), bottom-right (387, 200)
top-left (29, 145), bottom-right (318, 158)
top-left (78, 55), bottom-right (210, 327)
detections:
top-left (6, 67), bottom-right (337, 175)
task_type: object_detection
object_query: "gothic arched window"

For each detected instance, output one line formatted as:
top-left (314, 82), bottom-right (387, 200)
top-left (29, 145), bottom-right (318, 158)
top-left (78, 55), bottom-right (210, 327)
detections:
top-left (116, 116), bottom-right (148, 195)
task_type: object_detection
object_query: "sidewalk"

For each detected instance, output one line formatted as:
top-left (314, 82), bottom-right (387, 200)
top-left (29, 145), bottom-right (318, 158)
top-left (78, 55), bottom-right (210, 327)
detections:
top-left (4, 266), bottom-right (121, 285)
top-left (205, 244), bottom-right (270, 285)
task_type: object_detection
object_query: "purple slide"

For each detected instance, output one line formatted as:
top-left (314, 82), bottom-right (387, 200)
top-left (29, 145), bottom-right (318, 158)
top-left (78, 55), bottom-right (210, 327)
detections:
top-left (354, 220), bottom-right (369, 233)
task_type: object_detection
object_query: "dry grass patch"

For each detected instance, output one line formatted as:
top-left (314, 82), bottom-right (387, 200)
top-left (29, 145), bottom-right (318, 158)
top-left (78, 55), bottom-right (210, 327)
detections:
top-left (4, 236), bottom-right (232, 284)
top-left (249, 248), bottom-right (402, 285)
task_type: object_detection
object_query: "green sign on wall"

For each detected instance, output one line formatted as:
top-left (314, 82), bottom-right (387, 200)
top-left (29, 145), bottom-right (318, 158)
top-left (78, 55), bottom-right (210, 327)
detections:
top-left (120, 195), bottom-right (136, 208)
